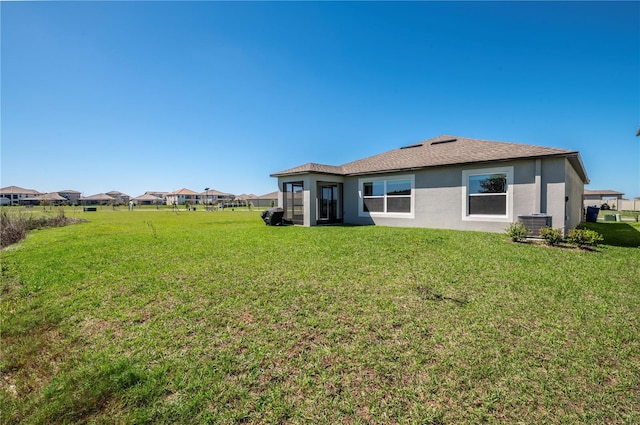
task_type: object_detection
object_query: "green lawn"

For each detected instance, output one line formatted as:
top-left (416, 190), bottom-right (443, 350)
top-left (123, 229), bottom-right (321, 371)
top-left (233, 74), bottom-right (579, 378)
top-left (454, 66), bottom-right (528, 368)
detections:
top-left (2, 209), bottom-right (639, 424)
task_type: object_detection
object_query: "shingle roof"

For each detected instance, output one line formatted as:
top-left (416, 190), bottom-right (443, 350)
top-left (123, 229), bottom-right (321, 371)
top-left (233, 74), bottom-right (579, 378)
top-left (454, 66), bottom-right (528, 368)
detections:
top-left (202, 189), bottom-right (233, 196)
top-left (22, 192), bottom-right (67, 201)
top-left (0, 186), bottom-right (41, 195)
top-left (81, 193), bottom-right (115, 201)
top-left (236, 193), bottom-right (258, 200)
top-left (270, 163), bottom-right (345, 177)
top-left (167, 188), bottom-right (199, 195)
top-left (133, 193), bottom-right (163, 201)
top-left (258, 191), bottom-right (278, 199)
top-left (584, 189), bottom-right (624, 197)
top-left (271, 135), bottom-right (589, 183)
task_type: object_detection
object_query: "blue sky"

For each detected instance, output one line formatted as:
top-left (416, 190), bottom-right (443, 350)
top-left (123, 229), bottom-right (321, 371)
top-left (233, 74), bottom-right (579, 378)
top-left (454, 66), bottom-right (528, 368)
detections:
top-left (2, 1), bottom-right (639, 198)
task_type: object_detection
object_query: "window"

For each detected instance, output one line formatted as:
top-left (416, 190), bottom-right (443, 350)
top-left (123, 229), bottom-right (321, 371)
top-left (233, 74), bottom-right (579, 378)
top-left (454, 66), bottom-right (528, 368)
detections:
top-left (463, 167), bottom-right (513, 221)
top-left (359, 175), bottom-right (414, 217)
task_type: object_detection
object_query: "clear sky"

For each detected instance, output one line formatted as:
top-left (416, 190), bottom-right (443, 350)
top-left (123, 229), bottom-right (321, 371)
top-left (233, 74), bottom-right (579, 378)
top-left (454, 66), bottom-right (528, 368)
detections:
top-left (2, 1), bottom-right (639, 199)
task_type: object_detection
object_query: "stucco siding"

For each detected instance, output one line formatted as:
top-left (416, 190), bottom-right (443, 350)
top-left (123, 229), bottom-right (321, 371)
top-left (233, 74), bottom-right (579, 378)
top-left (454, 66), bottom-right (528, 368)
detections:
top-left (277, 156), bottom-right (584, 234)
top-left (541, 158), bottom-right (567, 232)
top-left (344, 160), bottom-right (545, 233)
top-left (565, 159), bottom-right (585, 232)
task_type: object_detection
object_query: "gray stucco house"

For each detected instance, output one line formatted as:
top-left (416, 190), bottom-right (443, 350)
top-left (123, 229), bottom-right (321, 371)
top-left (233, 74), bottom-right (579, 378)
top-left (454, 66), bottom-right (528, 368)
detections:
top-left (271, 135), bottom-right (589, 235)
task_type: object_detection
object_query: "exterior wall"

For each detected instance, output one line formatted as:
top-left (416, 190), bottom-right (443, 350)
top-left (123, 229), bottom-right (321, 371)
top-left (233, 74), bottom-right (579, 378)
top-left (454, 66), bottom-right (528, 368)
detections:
top-left (0, 193), bottom-right (39, 205)
top-left (564, 159), bottom-right (586, 232)
top-left (541, 157), bottom-right (567, 234)
top-left (277, 158), bottom-right (586, 234)
top-left (343, 159), bottom-right (572, 234)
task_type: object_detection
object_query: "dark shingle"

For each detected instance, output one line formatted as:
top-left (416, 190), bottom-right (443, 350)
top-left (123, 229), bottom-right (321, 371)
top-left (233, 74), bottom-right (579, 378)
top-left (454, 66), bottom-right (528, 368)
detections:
top-left (271, 135), bottom-right (588, 183)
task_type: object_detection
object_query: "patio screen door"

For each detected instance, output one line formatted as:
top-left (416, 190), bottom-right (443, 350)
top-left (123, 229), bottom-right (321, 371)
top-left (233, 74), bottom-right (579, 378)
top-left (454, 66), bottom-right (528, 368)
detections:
top-left (283, 182), bottom-right (304, 225)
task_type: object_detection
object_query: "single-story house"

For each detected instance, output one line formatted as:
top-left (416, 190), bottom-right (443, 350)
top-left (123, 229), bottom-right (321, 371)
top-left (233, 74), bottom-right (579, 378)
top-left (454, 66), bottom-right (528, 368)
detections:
top-left (235, 194), bottom-right (258, 207)
top-left (80, 193), bottom-right (116, 206)
top-left (132, 193), bottom-right (164, 205)
top-left (20, 192), bottom-right (68, 206)
top-left (255, 191), bottom-right (279, 208)
top-left (583, 189), bottom-right (625, 210)
top-left (271, 135), bottom-right (589, 235)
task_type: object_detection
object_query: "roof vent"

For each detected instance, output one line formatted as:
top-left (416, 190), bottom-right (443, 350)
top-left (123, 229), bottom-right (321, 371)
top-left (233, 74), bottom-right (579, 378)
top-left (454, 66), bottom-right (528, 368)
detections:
top-left (400, 143), bottom-right (423, 150)
top-left (431, 138), bottom-right (457, 145)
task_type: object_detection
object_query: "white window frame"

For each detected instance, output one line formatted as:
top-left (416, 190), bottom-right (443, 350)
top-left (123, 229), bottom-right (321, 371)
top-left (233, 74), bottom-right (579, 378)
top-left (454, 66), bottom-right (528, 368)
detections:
top-left (462, 166), bottom-right (513, 222)
top-left (358, 174), bottom-right (415, 218)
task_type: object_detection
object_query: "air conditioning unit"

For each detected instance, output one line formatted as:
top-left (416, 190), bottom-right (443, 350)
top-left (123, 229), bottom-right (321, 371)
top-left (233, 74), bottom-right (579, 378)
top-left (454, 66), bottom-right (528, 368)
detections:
top-left (517, 214), bottom-right (552, 237)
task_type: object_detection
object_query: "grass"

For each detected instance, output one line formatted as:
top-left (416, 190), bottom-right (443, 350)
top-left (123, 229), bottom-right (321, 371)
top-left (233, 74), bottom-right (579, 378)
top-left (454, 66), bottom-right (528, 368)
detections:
top-left (1, 209), bottom-right (639, 424)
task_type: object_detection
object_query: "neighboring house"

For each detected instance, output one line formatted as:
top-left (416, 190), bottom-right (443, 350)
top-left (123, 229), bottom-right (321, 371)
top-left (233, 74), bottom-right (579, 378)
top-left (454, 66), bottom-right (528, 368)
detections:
top-left (132, 193), bottom-right (163, 205)
top-left (80, 193), bottom-right (115, 205)
top-left (57, 190), bottom-right (82, 205)
top-left (235, 193), bottom-right (258, 207)
top-left (21, 192), bottom-right (67, 206)
top-left (583, 189), bottom-right (625, 210)
top-left (144, 191), bottom-right (168, 203)
top-left (0, 186), bottom-right (42, 206)
top-left (201, 189), bottom-right (234, 205)
top-left (106, 191), bottom-right (131, 205)
top-left (255, 191), bottom-right (279, 208)
top-left (165, 188), bottom-right (200, 205)
top-left (271, 135), bottom-right (589, 235)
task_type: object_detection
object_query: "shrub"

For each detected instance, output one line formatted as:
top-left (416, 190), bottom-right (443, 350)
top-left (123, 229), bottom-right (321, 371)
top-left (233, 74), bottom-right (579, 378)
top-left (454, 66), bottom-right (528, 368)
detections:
top-left (505, 222), bottom-right (529, 242)
top-left (567, 228), bottom-right (604, 248)
top-left (0, 210), bottom-right (86, 249)
top-left (539, 227), bottom-right (563, 246)
top-left (1, 211), bottom-right (27, 248)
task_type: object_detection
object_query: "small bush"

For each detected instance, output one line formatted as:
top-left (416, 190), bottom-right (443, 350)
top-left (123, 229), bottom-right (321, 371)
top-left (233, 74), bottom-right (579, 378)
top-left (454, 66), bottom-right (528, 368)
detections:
top-left (505, 222), bottom-right (529, 242)
top-left (539, 227), bottom-right (563, 246)
top-left (1, 211), bottom-right (27, 248)
top-left (567, 228), bottom-right (604, 248)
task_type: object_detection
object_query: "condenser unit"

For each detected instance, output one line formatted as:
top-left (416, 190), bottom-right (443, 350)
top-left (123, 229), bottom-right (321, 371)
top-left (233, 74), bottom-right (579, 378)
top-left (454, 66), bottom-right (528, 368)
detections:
top-left (517, 214), bottom-right (552, 237)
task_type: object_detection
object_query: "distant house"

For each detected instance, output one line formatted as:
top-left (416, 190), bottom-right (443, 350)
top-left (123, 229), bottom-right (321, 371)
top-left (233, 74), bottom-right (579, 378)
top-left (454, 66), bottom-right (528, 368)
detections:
top-left (255, 191), bottom-right (279, 208)
top-left (271, 135), bottom-right (589, 235)
top-left (57, 190), bottom-right (82, 205)
top-left (21, 192), bottom-right (68, 206)
top-left (235, 193), bottom-right (258, 206)
top-left (80, 193), bottom-right (115, 206)
top-left (0, 186), bottom-right (42, 206)
top-left (201, 189), bottom-right (234, 206)
top-left (144, 191), bottom-right (168, 203)
top-left (132, 193), bottom-right (163, 205)
top-left (165, 188), bottom-right (200, 205)
top-left (583, 189), bottom-right (624, 210)
top-left (106, 191), bottom-right (131, 205)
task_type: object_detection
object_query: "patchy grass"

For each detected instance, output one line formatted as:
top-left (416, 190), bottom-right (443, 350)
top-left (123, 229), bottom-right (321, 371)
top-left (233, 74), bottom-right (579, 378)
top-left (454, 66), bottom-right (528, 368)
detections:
top-left (1, 210), bottom-right (639, 424)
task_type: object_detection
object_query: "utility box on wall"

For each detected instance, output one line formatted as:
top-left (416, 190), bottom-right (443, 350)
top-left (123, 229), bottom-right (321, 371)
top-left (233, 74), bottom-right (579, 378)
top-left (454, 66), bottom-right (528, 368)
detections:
top-left (518, 214), bottom-right (552, 237)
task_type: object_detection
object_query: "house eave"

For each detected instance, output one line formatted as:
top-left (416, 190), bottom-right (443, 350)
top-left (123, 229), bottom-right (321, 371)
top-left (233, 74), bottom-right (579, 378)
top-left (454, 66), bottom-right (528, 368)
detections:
top-left (270, 170), bottom-right (345, 178)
